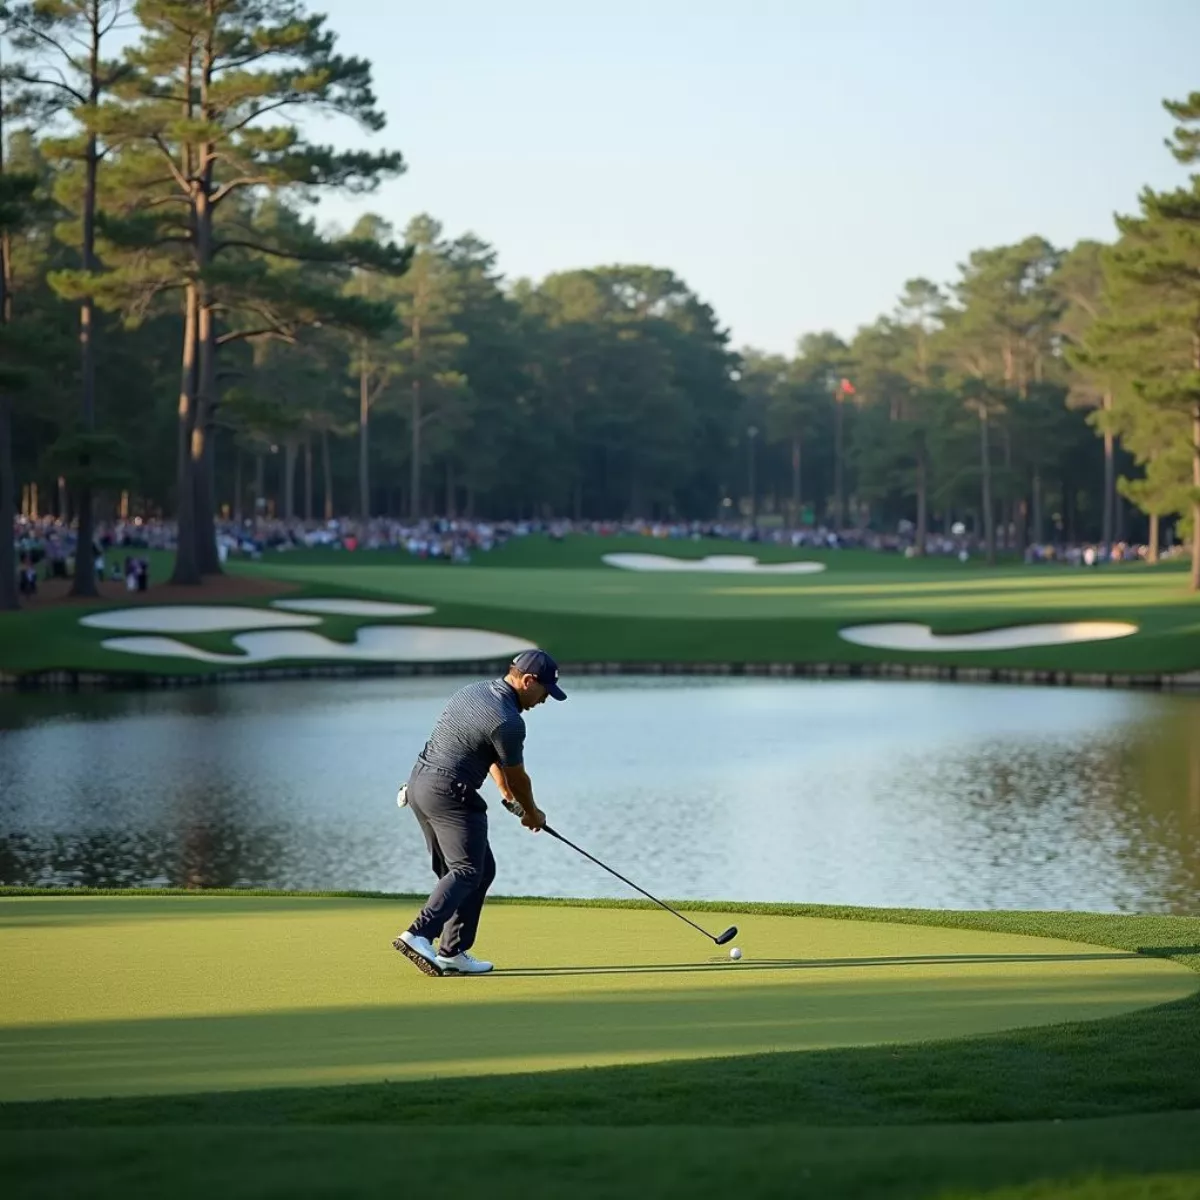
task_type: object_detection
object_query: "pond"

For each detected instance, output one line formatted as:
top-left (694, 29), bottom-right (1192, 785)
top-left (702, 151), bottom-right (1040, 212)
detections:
top-left (1, 677), bottom-right (1197, 913)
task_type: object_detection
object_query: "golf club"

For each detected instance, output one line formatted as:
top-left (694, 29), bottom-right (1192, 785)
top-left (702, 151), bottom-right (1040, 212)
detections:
top-left (542, 822), bottom-right (738, 947)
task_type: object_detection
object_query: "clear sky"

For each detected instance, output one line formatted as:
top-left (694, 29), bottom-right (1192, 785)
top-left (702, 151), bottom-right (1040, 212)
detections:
top-left (306, 0), bottom-right (1200, 354)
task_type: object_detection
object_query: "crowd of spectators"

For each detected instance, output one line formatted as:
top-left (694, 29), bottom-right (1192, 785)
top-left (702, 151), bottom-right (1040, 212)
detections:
top-left (1022, 541), bottom-right (1148, 566)
top-left (15, 517), bottom-right (159, 597)
top-left (10, 512), bottom-right (1169, 589)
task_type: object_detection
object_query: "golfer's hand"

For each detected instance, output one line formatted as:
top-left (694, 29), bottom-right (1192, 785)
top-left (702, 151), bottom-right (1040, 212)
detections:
top-left (521, 804), bottom-right (546, 832)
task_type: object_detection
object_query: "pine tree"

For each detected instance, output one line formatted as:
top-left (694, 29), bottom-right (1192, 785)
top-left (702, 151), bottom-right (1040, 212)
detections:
top-left (92, 0), bottom-right (405, 582)
top-left (1057, 241), bottom-right (1121, 544)
top-left (6, 0), bottom-right (126, 596)
top-left (0, 43), bottom-right (39, 610)
top-left (342, 212), bottom-right (399, 520)
top-left (1084, 93), bottom-right (1200, 589)
top-left (392, 215), bottom-right (466, 519)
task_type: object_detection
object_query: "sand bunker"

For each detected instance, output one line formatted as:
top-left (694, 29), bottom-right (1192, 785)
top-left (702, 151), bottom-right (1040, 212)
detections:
top-left (83, 599), bottom-right (534, 666)
top-left (604, 553), bottom-right (825, 574)
top-left (271, 598), bottom-right (434, 617)
top-left (99, 625), bottom-right (537, 665)
top-left (838, 621), bottom-right (1139, 652)
top-left (80, 606), bottom-right (320, 633)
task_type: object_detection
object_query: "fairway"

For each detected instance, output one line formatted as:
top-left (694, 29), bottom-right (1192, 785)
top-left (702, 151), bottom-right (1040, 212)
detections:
top-left (2, 895), bottom-right (1194, 1103)
top-left (225, 544), bottom-right (1200, 675)
top-left (246, 558), bottom-right (1193, 620)
top-left (4, 538), bottom-right (1199, 678)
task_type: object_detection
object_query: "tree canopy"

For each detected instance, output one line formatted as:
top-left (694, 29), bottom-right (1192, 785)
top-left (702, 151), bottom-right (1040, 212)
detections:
top-left (2, 11), bottom-right (1198, 600)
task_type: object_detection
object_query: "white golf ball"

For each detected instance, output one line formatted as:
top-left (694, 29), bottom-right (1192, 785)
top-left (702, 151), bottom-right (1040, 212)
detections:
top-left (729, 946), bottom-right (742, 960)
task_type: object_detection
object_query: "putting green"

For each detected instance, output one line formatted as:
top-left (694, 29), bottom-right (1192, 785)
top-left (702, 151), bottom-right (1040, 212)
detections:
top-left (1, 896), bottom-right (1194, 1102)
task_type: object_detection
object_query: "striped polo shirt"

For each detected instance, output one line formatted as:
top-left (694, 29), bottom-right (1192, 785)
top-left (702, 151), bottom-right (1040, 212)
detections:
top-left (416, 678), bottom-right (527, 791)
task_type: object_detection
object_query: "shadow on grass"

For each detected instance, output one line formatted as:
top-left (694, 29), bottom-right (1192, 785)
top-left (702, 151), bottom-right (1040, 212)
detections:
top-left (495, 951), bottom-right (1140, 979)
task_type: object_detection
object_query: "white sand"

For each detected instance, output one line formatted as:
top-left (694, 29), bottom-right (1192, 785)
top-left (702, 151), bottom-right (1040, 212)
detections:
top-left (80, 606), bottom-right (320, 633)
top-left (838, 621), bottom-right (1139, 652)
top-left (99, 625), bottom-right (537, 665)
top-left (271, 599), bottom-right (434, 617)
top-left (603, 553), bottom-right (826, 574)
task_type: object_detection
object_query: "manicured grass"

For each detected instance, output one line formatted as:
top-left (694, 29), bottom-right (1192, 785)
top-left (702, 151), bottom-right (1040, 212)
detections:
top-left (1, 895), bottom-right (1197, 1199)
top-left (2, 896), bottom-right (1193, 1103)
top-left (270, 532), bottom-right (1185, 574)
top-left (240, 555), bottom-right (1200, 674)
top-left (2, 535), bottom-right (1197, 677)
top-left (4, 1114), bottom-right (1200, 1200)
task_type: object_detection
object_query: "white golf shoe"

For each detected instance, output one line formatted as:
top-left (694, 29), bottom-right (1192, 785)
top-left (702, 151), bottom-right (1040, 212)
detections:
top-left (393, 930), bottom-right (443, 976)
top-left (434, 950), bottom-right (494, 975)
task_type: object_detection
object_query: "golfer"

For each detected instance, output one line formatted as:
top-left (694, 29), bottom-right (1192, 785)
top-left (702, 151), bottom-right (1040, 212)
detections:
top-left (393, 649), bottom-right (567, 976)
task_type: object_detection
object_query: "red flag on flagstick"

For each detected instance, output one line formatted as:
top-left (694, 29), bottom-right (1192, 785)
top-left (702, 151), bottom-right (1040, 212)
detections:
top-left (839, 379), bottom-right (856, 396)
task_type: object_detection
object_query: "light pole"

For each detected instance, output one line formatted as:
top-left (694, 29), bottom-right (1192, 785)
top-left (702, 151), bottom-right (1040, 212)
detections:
top-left (825, 372), bottom-right (855, 529)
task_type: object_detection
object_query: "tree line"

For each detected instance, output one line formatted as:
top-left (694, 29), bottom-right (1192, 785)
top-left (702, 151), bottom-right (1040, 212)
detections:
top-left (0, 2), bottom-right (1197, 607)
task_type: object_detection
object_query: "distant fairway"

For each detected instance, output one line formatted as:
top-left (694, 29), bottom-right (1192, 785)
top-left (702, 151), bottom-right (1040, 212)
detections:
top-left (2, 534), bottom-right (1197, 676)
top-left (235, 535), bottom-right (1200, 674)
top-left (1, 894), bottom-right (1194, 1102)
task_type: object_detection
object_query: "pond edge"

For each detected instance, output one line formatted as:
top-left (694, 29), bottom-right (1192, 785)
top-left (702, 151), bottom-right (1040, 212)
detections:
top-left (3, 659), bottom-right (1199, 692)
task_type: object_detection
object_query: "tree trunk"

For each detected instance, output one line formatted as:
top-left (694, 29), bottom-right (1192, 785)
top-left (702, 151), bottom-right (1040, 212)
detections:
top-left (1102, 393), bottom-right (1115, 546)
top-left (410, 379), bottom-right (422, 520)
top-left (283, 438), bottom-right (297, 521)
top-left (169, 284), bottom-right (202, 585)
top-left (189, 48), bottom-right (222, 579)
top-left (1000, 424), bottom-right (1013, 552)
top-left (445, 460), bottom-right (455, 518)
top-left (358, 342), bottom-right (370, 519)
top-left (791, 435), bottom-right (802, 524)
top-left (915, 454), bottom-right (927, 555)
top-left (747, 434), bottom-right (757, 525)
top-left (304, 436), bottom-right (314, 522)
top-left (1032, 471), bottom-right (1043, 544)
top-left (193, 308), bottom-right (221, 575)
top-left (1148, 513), bottom-right (1160, 565)
top-left (321, 430), bottom-right (333, 522)
top-left (233, 451), bottom-right (242, 522)
top-left (0, 393), bottom-right (17, 610)
top-left (254, 453), bottom-right (264, 525)
top-left (0, 178), bottom-right (16, 609)
top-left (1192, 397), bottom-right (1200, 592)
top-left (69, 125), bottom-right (101, 598)
top-left (833, 398), bottom-right (844, 528)
top-left (1189, 331), bottom-right (1200, 588)
top-left (979, 409), bottom-right (995, 566)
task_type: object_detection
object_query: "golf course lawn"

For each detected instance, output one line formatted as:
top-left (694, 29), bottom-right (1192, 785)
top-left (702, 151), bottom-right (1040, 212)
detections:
top-left (2, 895), bottom-right (1194, 1102)
top-left (1, 895), bottom-right (1199, 1198)
top-left (2, 536), bottom-right (1198, 677)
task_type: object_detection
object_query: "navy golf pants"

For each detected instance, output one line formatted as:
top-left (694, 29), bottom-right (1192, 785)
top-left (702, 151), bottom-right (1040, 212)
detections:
top-left (405, 764), bottom-right (497, 956)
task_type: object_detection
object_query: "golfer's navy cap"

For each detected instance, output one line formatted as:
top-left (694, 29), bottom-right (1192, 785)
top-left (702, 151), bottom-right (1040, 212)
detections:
top-left (512, 649), bottom-right (567, 700)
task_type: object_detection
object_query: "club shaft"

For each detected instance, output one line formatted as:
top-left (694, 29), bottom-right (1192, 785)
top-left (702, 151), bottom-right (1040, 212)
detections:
top-left (543, 824), bottom-right (717, 942)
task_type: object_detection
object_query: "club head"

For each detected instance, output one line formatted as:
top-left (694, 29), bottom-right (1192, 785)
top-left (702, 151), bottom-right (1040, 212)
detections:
top-left (714, 926), bottom-right (738, 946)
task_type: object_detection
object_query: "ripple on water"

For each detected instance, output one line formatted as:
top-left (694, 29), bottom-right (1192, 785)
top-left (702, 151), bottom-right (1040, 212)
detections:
top-left (0, 678), bottom-right (1197, 912)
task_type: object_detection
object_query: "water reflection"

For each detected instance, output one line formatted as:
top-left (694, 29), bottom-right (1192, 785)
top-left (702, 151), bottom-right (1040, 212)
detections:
top-left (0, 678), bottom-right (1197, 912)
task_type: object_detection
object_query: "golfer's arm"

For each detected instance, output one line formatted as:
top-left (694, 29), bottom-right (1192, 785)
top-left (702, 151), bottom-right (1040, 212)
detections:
top-left (488, 762), bottom-right (514, 800)
top-left (494, 762), bottom-right (538, 814)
